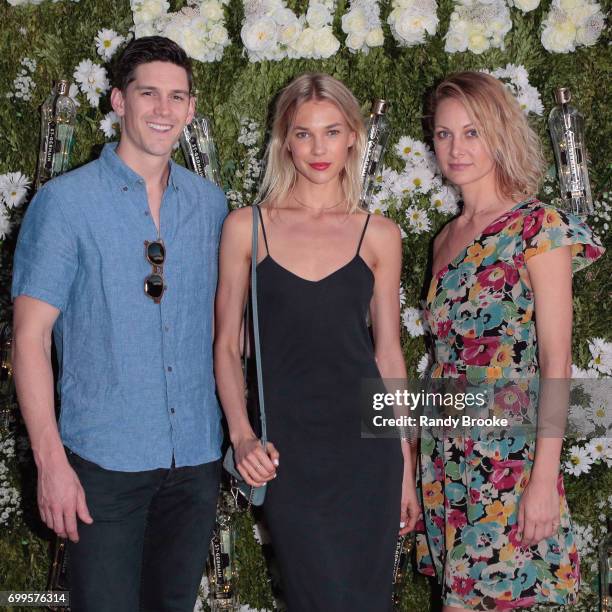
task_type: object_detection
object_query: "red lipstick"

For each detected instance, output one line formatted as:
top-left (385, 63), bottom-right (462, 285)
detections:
top-left (309, 162), bottom-right (331, 171)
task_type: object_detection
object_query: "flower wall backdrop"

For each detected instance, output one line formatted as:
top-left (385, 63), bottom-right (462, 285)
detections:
top-left (0, 0), bottom-right (610, 610)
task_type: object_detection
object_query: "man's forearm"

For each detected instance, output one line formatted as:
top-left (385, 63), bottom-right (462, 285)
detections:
top-left (13, 332), bottom-right (66, 468)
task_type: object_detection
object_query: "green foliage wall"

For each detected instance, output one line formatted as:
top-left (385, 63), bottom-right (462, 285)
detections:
top-left (0, 0), bottom-right (610, 610)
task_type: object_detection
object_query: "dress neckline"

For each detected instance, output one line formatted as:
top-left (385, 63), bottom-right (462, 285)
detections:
top-left (431, 198), bottom-right (534, 280)
top-left (257, 253), bottom-right (374, 285)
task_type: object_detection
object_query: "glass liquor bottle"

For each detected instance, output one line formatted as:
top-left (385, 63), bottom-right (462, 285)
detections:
top-left (601, 518), bottom-right (612, 612)
top-left (548, 87), bottom-right (593, 217)
top-left (35, 80), bottom-right (77, 190)
top-left (180, 115), bottom-right (222, 187)
top-left (359, 99), bottom-right (391, 210)
top-left (206, 490), bottom-right (238, 611)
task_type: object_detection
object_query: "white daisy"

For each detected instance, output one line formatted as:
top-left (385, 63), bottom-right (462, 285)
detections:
top-left (405, 166), bottom-right (435, 194)
top-left (0, 207), bottom-right (11, 240)
top-left (588, 337), bottom-right (612, 375)
top-left (402, 306), bottom-right (426, 337)
top-left (0, 172), bottom-right (30, 208)
top-left (430, 185), bottom-right (459, 215)
top-left (395, 135), bottom-right (430, 165)
top-left (399, 285), bottom-right (406, 307)
top-left (586, 438), bottom-right (609, 462)
top-left (73, 59), bottom-right (110, 108)
top-left (99, 111), bottom-right (120, 139)
top-left (564, 445), bottom-right (594, 476)
top-left (95, 29), bottom-right (126, 61)
top-left (369, 191), bottom-right (390, 215)
top-left (416, 352), bottom-right (432, 378)
top-left (571, 364), bottom-right (599, 378)
top-left (405, 205), bottom-right (431, 234)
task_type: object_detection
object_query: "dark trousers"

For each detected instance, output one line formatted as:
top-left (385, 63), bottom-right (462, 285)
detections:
top-left (66, 450), bottom-right (221, 612)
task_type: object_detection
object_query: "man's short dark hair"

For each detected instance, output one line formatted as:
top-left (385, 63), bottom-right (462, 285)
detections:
top-left (113, 36), bottom-right (193, 93)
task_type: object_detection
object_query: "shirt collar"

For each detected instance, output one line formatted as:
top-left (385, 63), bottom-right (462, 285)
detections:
top-left (100, 142), bottom-right (180, 192)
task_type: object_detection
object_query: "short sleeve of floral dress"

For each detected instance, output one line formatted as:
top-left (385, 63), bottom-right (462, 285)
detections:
top-left (415, 198), bottom-right (605, 610)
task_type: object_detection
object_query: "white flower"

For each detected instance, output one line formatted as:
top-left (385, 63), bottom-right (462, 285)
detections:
top-left (564, 445), bottom-right (594, 476)
top-left (417, 352), bottom-right (432, 378)
top-left (399, 285), bottom-right (406, 307)
top-left (402, 306), bottom-right (427, 337)
top-left (242, 16), bottom-right (279, 54)
top-left (0, 172), bottom-right (31, 208)
top-left (541, 8), bottom-right (577, 53)
top-left (405, 205), bottom-right (432, 234)
top-left (278, 17), bottom-right (301, 45)
top-left (306, 3), bottom-right (332, 28)
top-left (131, 0), bottom-right (169, 25)
top-left (588, 337), bottom-right (612, 375)
top-left (369, 191), bottom-right (390, 214)
top-left (73, 59), bottom-right (110, 108)
top-left (405, 166), bottom-right (435, 194)
top-left (99, 111), bottom-right (120, 139)
top-left (95, 29), bottom-right (126, 61)
top-left (365, 27), bottom-right (384, 46)
top-left (291, 27), bottom-right (316, 57)
top-left (576, 9), bottom-right (604, 46)
top-left (388, 0), bottom-right (439, 47)
top-left (395, 136), bottom-right (430, 165)
top-left (200, 0), bottom-right (225, 21)
top-left (430, 185), bottom-right (459, 215)
top-left (586, 438), bottom-right (610, 463)
top-left (342, 6), bottom-right (368, 33)
top-left (507, 0), bottom-right (540, 11)
top-left (571, 364), bottom-right (599, 378)
top-left (312, 26), bottom-right (340, 58)
top-left (67, 83), bottom-right (81, 108)
top-left (0, 208), bottom-right (11, 240)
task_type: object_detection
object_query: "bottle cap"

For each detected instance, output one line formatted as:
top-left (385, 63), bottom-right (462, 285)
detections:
top-left (371, 99), bottom-right (389, 115)
top-left (554, 88), bottom-right (571, 105)
top-left (56, 80), bottom-right (70, 95)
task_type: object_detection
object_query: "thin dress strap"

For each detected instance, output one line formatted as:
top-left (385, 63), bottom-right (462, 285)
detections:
top-left (356, 214), bottom-right (371, 255)
top-left (256, 204), bottom-right (270, 255)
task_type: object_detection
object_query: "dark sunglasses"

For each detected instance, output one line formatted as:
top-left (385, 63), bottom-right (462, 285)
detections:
top-left (144, 240), bottom-right (166, 303)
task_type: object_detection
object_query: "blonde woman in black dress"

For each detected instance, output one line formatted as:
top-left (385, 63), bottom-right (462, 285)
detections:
top-left (214, 73), bottom-right (420, 611)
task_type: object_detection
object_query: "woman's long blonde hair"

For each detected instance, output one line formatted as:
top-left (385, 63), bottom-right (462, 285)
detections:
top-left (257, 73), bottom-right (366, 213)
top-left (426, 71), bottom-right (546, 200)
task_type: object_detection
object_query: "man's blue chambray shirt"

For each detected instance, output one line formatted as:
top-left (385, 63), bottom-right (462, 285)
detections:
top-left (12, 143), bottom-right (227, 471)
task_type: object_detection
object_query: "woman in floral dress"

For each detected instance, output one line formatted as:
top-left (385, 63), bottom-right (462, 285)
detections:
top-left (415, 71), bottom-right (605, 611)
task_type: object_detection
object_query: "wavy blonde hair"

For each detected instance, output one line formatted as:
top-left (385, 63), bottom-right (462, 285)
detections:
top-left (426, 71), bottom-right (546, 200)
top-left (257, 73), bottom-right (366, 213)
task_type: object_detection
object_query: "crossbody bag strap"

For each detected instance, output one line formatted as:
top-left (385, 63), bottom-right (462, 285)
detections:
top-left (252, 205), bottom-right (267, 445)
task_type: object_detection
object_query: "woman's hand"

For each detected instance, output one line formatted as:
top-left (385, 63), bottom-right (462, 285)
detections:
top-left (517, 475), bottom-right (560, 547)
top-left (234, 435), bottom-right (279, 487)
top-left (399, 467), bottom-right (420, 536)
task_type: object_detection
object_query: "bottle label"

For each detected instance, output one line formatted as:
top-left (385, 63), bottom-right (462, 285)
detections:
top-left (210, 530), bottom-right (233, 600)
top-left (188, 136), bottom-right (210, 178)
top-left (44, 122), bottom-right (57, 172)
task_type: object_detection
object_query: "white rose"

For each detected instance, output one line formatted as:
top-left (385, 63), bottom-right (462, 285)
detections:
top-left (341, 8), bottom-right (367, 34)
top-left (445, 29), bottom-right (468, 52)
top-left (200, 0), bottom-right (224, 21)
top-left (313, 26), bottom-right (340, 58)
top-left (306, 3), bottom-right (332, 29)
top-left (541, 19), bottom-right (576, 52)
top-left (393, 11), bottom-right (427, 45)
top-left (209, 23), bottom-right (229, 45)
top-left (346, 31), bottom-right (366, 50)
top-left (365, 27), bottom-right (385, 47)
top-left (512, 0), bottom-right (540, 12)
top-left (568, 3), bottom-right (597, 25)
top-left (278, 19), bottom-right (301, 45)
top-left (468, 30), bottom-right (490, 53)
top-left (241, 16), bottom-right (278, 53)
top-left (291, 26), bottom-right (316, 56)
top-left (272, 7), bottom-right (298, 25)
top-left (134, 21), bottom-right (158, 37)
top-left (132, 0), bottom-right (169, 24)
top-left (558, 0), bottom-right (581, 11)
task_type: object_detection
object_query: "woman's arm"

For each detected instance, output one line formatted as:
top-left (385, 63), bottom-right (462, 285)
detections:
top-left (214, 208), bottom-right (278, 487)
top-left (518, 245), bottom-right (573, 546)
top-left (367, 216), bottom-right (420, 534)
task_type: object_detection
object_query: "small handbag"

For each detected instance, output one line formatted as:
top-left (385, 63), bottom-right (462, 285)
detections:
top-left (222, 205), bottom-right (268, 506)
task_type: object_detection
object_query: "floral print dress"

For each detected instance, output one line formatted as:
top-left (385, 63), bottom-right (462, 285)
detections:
top-left (415, 198), bottom-right (605, 610)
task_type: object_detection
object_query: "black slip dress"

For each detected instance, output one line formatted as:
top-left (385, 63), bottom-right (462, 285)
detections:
top-left (256, 205), bottom-right (404, 612)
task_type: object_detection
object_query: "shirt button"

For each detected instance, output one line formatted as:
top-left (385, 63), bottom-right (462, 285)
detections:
top-left (122, 186), bottom-right (128, 192)
top-left (144, 210), bottom-right (149, 216)
top-left (170, 407), bottom-right (175, 414)
top-left (167, 366), bottom-right (173, 372)
top-left (164, 325), bottom-right (170, 332)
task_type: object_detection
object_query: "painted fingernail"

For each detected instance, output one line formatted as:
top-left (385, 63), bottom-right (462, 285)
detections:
top-left (400, 521), bottom-right (406, 528)
top-left (273, 459), bottom-right (279, 466)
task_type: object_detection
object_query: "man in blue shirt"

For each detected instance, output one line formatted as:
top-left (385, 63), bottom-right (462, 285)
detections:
top-left (12, 37), bottom-right (227, 611)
